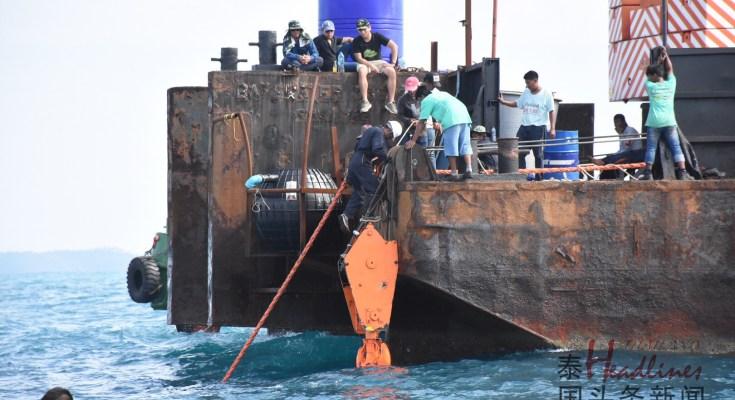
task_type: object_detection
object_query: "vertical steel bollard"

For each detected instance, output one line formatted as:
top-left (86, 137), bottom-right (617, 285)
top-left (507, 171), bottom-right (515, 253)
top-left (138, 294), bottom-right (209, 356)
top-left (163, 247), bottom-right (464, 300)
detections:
top-left (249, 31), bottom-right (278, 69)
top-left (211, 48), bottom-right (247, 71)
top-left (497, 137), bottom-right (519, 173)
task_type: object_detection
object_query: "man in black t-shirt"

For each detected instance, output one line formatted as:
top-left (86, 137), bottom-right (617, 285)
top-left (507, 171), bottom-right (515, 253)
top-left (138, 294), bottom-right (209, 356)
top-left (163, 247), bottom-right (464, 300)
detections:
top-left (313, 20), bottom-right (353, 72)
top-left (351, 18), bottom-right (399, 114)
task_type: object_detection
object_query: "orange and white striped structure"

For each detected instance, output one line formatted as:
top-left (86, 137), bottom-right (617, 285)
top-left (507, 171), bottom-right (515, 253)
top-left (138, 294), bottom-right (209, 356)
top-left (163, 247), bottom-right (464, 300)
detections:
top-left (667, 0), bottom-right (735, 32)
top-left (668, 28), bottom-right (735, 46)
top-left (630, 5), bottom-right (663, 38)
top-left (609, 36), bottom-right (663, 101)
top-left (608, 0), bottom-right (735, 101)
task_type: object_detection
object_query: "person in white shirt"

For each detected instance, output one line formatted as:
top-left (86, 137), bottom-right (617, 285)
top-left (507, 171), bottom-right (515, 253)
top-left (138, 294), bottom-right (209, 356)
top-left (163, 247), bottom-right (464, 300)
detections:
top-left (594, 114), bottom-right (646, 179)
top-left (497, 70), bottom-right (556, 179)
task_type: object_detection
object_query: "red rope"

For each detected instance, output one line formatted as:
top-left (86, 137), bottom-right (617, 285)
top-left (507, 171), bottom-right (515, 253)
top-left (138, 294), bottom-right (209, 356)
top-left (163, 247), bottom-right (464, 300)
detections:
top-left (519, 162), bottom-right (645, 174)
top-left (433, 163), bottom-right (645, 176)
top-left (221, 180), bottom-right (348, 383)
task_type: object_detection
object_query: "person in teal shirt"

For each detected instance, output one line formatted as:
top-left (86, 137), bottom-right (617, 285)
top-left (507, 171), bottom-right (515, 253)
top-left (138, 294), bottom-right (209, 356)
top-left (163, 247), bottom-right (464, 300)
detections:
top-left (639, 48), bottom-right (692, 180)
top-left (405, 89), bottom-right (473, 180)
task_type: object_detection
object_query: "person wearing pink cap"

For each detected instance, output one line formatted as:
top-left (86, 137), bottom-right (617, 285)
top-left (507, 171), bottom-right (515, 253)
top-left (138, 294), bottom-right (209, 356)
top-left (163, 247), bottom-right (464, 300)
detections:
top-left (397, 76), bottom-right (436, 166)
top-left (396, 76), bottom-right (420, 141)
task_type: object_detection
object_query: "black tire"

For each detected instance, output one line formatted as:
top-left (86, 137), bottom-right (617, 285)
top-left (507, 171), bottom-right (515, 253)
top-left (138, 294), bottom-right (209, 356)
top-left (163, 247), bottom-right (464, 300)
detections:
top-left (127, 256), bottom-right (161, 303)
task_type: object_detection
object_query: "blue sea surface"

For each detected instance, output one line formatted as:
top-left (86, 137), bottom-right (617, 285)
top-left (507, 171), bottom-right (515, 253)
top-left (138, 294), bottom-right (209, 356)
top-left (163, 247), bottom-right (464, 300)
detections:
top-left (1, 271), bottom-right (733, 399)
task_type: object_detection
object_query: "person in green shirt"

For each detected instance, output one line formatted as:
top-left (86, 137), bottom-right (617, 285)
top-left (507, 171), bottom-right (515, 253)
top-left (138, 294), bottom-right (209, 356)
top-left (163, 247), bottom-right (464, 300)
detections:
top-left (405, 90), bottom-right (473, 180)
top-left (639, 48), bottom-right (692, 180)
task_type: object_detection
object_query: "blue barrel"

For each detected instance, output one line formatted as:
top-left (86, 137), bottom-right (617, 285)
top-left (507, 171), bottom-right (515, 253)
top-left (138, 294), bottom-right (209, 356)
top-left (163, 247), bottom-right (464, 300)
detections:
top-left (319, 0), bottom-right (403, 61)
top-left (543, 130), bottom-right (579, 180)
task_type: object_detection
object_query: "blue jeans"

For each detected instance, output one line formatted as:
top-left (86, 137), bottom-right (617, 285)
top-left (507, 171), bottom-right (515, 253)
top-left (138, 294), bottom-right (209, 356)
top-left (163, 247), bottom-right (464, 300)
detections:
top-left (603, 149), bottom-right (645, 164)
top-left (645, 126), bottom-right (685, 164)
top-left (281, 56), bottom-right (323, 71)
top-left (517, 125), bottom-right (545, 169)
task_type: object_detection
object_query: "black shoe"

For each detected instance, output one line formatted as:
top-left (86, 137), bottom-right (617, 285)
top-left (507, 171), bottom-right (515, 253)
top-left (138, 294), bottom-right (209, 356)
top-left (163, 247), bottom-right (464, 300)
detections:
top-left (338, 213), bottom-right (350, 234)
top-left (676, 169), bottom-right (694, 180)
top-left (462, 171), bottom-right (473, 180)
top-left (637, 169), bottom-right (652, 180)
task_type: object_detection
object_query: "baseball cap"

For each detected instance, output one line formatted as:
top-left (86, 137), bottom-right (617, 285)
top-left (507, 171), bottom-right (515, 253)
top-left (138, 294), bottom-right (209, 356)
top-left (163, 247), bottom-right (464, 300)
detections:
top-left (385, 120), bottom-right (403, 138)
top-left (404, 76), bottom-right (419, 92)
top-left (472, 125), bottom-right (487, 133)
top-left (288, 20), bottom-right (303, 30)
top-left (321, 20), bottom-right (335, 33)
top-left (356, 18), bottom-right (371, 29)
top-left (422, 72), bottom-right (442, 88)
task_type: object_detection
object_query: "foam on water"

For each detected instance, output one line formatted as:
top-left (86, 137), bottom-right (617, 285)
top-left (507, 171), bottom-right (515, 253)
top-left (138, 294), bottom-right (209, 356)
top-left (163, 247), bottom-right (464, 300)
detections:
top-left (1, 272), bottom-right (733, 399)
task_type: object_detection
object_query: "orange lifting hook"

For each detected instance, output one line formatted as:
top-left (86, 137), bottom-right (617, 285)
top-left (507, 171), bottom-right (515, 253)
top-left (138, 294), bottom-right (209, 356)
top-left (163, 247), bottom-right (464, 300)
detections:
top-left (340, 223), bottom-right (399, 368)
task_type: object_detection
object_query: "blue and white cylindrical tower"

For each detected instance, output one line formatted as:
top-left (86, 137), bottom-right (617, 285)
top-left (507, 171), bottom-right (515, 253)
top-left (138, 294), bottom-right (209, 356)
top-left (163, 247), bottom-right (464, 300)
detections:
top-left (318, 0), bottom-right (403, 60)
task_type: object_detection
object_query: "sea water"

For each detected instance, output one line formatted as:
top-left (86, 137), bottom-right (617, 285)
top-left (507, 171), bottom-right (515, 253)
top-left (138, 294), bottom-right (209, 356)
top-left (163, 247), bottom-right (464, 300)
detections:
top-left (1, 271), bottom-right (733, 399)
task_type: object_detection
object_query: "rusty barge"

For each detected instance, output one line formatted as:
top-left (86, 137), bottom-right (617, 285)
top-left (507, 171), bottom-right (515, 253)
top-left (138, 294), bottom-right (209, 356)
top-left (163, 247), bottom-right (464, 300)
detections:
top-left (120, 0), bottom-right (735, 367)
top-left (154, 52), bottom-right (735, 364)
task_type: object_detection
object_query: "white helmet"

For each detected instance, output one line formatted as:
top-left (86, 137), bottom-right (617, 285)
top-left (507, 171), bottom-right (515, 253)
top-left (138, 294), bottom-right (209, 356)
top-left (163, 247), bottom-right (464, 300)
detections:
top-left (385, 120), bottom-right (403, 138)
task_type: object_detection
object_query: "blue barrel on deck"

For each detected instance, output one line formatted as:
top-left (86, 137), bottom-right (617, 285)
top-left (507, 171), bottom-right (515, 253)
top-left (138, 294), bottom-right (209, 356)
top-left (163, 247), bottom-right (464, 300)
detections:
top-left (543, 130), bottom-right (579, 180)
top-left (319, 0), bottom-right (403, 60)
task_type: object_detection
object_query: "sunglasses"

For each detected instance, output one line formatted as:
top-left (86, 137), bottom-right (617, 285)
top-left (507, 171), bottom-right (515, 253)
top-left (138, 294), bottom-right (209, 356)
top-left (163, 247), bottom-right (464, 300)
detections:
top-left (290, 28), bottom-right (303, 32)
top-left (357, 28), bottom-right (368, 32)
top-left (325, 30), bottom-right (334, 33)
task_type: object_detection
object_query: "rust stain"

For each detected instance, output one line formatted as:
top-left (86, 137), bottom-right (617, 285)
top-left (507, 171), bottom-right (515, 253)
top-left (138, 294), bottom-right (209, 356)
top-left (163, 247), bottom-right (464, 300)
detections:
top-left (398, 180), bottom-right (735, 354)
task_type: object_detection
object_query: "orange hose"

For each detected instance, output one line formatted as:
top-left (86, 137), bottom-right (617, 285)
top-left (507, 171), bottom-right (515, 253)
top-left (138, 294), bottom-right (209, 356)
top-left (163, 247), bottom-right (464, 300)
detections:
top-left (433, 163), bottom-right (645, 175)
top-left (221, 180), bottom-right (348, 383)
top-left (519, 162), bottom-right (645, 174)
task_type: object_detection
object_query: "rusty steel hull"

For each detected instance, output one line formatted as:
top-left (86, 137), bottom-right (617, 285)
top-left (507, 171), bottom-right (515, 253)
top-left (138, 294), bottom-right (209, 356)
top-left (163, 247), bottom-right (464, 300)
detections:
top-left (167, 87), bottom-right (210, 326)
top-left (395, 180), bottom-right (735, 354)
top-left (165, 70), bottom-right (735, 363)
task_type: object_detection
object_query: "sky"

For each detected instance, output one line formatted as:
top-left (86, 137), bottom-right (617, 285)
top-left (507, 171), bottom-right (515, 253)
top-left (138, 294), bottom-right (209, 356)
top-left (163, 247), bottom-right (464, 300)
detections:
top-left (0, 0), bottom-right (643, 253)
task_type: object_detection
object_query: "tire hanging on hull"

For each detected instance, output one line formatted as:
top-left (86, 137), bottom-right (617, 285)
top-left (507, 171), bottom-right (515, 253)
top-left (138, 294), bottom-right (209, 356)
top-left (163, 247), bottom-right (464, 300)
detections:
top-left (127, 256), bottom-right (161, 303)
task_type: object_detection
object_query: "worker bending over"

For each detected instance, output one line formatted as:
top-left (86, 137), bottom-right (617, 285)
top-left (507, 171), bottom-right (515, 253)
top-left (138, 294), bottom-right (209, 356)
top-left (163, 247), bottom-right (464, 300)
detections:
top-left (339, 120), bottom-right (403, 233)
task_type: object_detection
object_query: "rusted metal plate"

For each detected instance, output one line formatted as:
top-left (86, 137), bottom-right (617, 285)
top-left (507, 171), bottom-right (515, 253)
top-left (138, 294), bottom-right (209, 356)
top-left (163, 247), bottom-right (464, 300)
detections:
top-left (396, 180), bottom-right (735, 354)
top-left (208, 110), bottom-right (252, 325)
top-left (167, 87), bottom-right (210, 326)
top-left (209, 70), bottom-right (421, 179)
top-left (204, 70), bottom-right (423, 326)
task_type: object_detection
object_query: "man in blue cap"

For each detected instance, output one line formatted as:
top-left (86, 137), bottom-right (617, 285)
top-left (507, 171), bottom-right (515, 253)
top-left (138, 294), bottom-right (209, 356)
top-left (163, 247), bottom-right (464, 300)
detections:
top-left (281, 20), bottom-right (323, 71)
top-left (313, 20), bottom-right (354, 72)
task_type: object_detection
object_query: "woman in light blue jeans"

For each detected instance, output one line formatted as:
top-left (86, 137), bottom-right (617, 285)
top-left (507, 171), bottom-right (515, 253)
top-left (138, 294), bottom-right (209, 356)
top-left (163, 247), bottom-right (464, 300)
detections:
top-left (639, 48), bottom-right (692, 180)
top-left (644, 125), bottom-right (685, 166)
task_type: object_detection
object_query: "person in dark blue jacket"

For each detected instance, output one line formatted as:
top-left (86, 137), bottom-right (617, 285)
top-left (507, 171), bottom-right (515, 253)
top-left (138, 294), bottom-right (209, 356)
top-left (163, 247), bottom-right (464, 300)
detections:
top-left (281, 20), bottom-right (323, 71)
top-left (339, 120), bottom-right (402, 233)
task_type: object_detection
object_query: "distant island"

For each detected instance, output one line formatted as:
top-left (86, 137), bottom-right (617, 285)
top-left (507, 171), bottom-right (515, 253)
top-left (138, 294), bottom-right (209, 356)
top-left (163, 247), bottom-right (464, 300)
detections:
top-left (0, 249), bottom-right (136, 274)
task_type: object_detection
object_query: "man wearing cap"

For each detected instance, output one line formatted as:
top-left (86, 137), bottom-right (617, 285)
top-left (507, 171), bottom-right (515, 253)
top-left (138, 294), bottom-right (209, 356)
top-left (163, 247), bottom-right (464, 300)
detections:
top-left (405, 91), bottom-right (473, 180)
top-left (422, 72), bottom-right (442, 94)
top-left (313, 20), bottom-right (354, 72)
top-left (396, 76), bottom-right (420, 142)
top-left (471, 125), bottom-right (497, 170)
top-left (339, 120), bottom-right (402, 233)
top-left (281, 20), bottom-right (323, 71)
top-left (351, 18), bottom-right (399, 114)
top-left (396, 77), bottom-right (437, 167)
